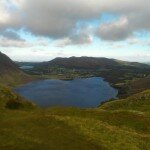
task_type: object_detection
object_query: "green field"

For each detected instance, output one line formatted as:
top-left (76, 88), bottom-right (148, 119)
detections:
top-left (0, 85), bottom-right (149, 150)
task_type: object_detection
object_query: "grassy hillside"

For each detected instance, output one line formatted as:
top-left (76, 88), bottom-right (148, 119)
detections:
top-left (0, 88), bottom-right (149, 150)
top-left (101, 90), bottom-right (150, 112)
top-left (113, 76), bottom-right (150, 98)
top-left (0, 85), bottom-right (35, 110)
top-left (0, 52), bottom-right (34, 86)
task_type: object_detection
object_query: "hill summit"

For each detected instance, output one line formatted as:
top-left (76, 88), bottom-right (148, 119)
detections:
top-left (39, 56), bottom-right (149, 70)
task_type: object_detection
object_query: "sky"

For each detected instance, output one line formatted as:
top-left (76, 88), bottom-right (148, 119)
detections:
top-left (0, 0), bottom-right (150, 62)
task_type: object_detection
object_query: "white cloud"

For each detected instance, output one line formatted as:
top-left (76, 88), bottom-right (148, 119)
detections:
top-left (0, 36), bottom-right (49, 48)
top-left (56, 35), bottom-right (93, 47)
top-left (0, 37), bottom-right (31, 47)
top-left (0, 1), bottom-right (11, 24)
top-left (97, 17), bottom-right (132, 41)
top-left (1, 30), bottom-right (21, 40)
top-left (56, 26), bottom-right (93, 47)
top-left (0, 0), bottom-right (150, 42)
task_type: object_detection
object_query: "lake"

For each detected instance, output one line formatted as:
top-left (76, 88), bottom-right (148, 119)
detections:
top-left (19, 65), bottom-right (34, 70)
top-left (14, 77), bottom-right (118, 108)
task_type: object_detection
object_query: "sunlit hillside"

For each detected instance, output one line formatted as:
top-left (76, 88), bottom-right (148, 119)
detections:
top-left (0, 86), bottom-right (149, 150)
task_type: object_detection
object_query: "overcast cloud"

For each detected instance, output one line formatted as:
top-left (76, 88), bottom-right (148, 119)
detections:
top-left (0, 0), bottom-right (149, 44)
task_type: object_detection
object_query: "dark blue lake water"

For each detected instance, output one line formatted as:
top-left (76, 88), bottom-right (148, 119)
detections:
top-left (14, 77), bottom-right (118, 108)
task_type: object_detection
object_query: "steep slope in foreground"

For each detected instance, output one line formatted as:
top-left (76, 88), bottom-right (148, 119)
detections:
top-left (0, 89), bottom-right (149, 150)
top-left (0, 85), bottom-right (35, 109)
top-left (0, 52), bottom-right (33, 86)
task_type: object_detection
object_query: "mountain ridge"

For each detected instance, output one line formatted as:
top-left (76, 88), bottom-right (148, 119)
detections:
top-left (37, 56), bottom-right (150, 70)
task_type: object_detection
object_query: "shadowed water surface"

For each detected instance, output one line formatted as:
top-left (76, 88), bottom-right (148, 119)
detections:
top-left (14, 77), bottom-right (118, 108)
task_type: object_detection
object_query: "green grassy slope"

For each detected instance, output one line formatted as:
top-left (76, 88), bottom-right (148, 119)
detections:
top-left (0, 86), bottom-right (35, 110)
top-left (0, 87), bottom-right (149, 150)
top-left (101, 90), bottom-right (150, 112)
top-left (0, 72), bottom-right (34, 87)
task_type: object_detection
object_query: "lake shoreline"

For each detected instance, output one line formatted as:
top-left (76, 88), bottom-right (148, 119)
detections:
top-left (13, 74), bottom-right (120, 108)
top-left (14, 77), bottom-right (118, 108)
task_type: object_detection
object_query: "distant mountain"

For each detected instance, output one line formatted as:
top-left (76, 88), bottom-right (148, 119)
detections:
top-left (37, 57), bottom-right (150, 70)
top-left (0, 52), bottom-right (33, 86)
top-left (15, 61), bottom-right (40, 68)
top-left (145, 62), bottom-right (150, 65)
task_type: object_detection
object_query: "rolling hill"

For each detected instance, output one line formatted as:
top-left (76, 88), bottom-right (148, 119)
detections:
top-left (37, 56), bottom-right (150, 70)
top-left (31, 56), bottom-right (150, 98)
